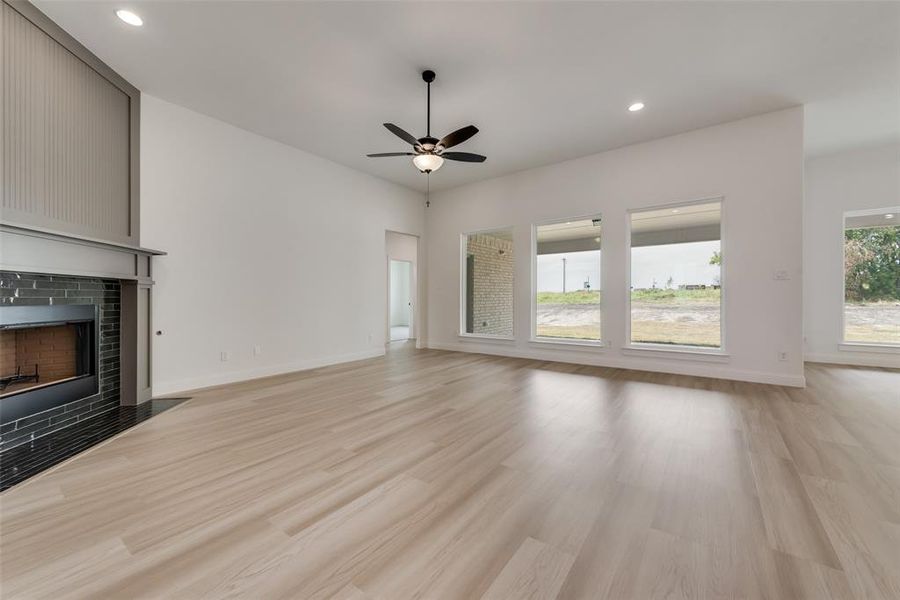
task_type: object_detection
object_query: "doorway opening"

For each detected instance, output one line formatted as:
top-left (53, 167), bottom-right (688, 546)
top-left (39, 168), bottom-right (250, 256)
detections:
top-left (389, 260), bottom-right (413, 341)
top-left (386, 231), bottom-right (419, 345)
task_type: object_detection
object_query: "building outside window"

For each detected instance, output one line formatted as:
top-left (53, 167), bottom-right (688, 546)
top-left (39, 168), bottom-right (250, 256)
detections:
top-left (461, 229), bottom-right (515, 338)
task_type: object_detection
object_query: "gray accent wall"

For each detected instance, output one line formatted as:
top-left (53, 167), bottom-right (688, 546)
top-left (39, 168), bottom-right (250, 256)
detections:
top-left (1, 0), bottom-right (140, 245)
top-left (0, 1), bottom-right (156, 404)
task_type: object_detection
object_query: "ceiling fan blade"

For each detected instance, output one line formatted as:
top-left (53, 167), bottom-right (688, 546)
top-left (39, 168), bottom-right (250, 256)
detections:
top-left (441, 152), bottom-right (486, 163)
top-left (438, 125), bottom-right (479, 149)
top-left (367, 152), bottom-right (416, 157)
top-left (383, 123), bottom-right (420, 147)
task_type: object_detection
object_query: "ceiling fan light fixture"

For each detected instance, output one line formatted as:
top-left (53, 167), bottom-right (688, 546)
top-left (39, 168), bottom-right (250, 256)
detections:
top-left (413, 154), bottom-right (444, 173)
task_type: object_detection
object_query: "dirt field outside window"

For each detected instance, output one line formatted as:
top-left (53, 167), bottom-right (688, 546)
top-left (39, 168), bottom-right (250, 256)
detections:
top-left (844, 302), bottom-right (900, 344)
top-left (535, 289), bottom-right (722, 347)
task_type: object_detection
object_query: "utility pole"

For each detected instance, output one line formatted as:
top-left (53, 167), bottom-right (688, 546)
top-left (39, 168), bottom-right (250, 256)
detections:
top-left (562, 257), bottom-right (567, 293)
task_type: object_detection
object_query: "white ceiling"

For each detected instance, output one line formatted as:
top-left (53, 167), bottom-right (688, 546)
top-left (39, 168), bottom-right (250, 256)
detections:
top-left (34, 1), bottom-right (900, 193)
top-left (846, 210), bottom-right (899, 229)
top-left (537, 220), bottom-right (601, 243)
top-left (632, 201), bottom-right (721, 234)
top-left (471, 229), bottom-right (513, 242)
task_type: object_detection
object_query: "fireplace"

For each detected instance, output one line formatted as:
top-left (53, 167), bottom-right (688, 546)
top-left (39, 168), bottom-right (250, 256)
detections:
top-left (0, 272), bottom-right (123, 453)
top-left (0, 305), bottom-right (99, 425)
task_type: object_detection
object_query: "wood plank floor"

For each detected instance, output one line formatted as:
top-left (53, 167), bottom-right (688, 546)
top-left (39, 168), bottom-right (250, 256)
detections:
top-left (1, 345), bottom-right (898, 599)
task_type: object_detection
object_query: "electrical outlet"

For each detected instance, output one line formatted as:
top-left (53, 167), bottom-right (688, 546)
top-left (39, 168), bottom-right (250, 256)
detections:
top-left (253, 345), bottom-right (262, 356)
top-left (220, 351), bottom-right (229, 362)
top-left (773, 270), bottom-right (790, 280)
top-left (368, 333), bottom-right (373, 343)
top-left (778, 351), bottom-right (788, 361)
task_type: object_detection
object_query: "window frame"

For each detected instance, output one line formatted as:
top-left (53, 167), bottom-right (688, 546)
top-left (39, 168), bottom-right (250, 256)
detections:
top-left (530, 214), bottom-right (606, 348)
top-left (458, 226), bottom-right (517, 341)
top-left (840, 206), bottom-right (900, 350)
top-left (624, 196), bottom-right (727, 355)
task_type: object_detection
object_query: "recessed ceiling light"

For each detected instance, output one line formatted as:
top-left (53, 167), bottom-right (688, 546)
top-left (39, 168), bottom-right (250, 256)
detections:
top-left (116, 9), bottom-right (143, 26)
top-left (628, 102), bottom-right (645, 112)
top-left (671, 209), bottom-right (680, 213)
top-left (886, 214), bottom-right (895, 219)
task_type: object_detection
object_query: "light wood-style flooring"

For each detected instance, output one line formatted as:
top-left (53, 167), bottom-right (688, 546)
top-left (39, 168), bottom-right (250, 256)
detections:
top-left (1, 345), bottom-right (899, 599)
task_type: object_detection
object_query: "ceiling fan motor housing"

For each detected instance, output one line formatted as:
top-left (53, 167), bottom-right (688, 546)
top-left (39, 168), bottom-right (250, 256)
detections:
top-left (418, 136), bottom-right (440, 151)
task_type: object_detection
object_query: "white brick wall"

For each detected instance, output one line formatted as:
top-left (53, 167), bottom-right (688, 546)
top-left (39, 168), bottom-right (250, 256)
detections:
top-left (466, 233), bottom-right (514, 336)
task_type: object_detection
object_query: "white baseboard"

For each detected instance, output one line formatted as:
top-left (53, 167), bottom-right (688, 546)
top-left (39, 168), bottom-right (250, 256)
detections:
top-left (153, 348), bottom-right (386, 396)
top-left (804, 352), bottom-right (900, 369)
top-left (427, 341), bottom-right (806, 387)
top-left (153, 341), bottom-right (815, 397)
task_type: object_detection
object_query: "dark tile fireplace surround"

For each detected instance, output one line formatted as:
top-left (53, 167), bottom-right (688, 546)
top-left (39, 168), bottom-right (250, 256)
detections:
top-left (0, 271), bottom-right (121, 453)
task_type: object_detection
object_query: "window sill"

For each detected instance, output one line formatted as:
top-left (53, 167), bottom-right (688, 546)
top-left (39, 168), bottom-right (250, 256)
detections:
top-left (622, 343), bottom-right (730, 362)
top-left (839, 342), bottom-right (900, 354)
top-left (458, 333), bottom-right (515, 343)
top-left (529, 337), bottom-right (606, 350)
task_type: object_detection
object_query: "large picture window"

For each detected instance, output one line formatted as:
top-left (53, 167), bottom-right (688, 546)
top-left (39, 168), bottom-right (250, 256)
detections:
top-left (629, 200), bottom-right (723, 348)
top-left (533, 218), bottom-right (602, 342)
top-left (461, 229), bottom-right (514, 338)
top-left (843, 208), bottom-right (900, 345)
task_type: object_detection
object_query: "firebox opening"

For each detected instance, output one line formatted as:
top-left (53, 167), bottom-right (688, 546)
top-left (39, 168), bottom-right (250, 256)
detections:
top-left (1, 322), bottom-right (94, 397)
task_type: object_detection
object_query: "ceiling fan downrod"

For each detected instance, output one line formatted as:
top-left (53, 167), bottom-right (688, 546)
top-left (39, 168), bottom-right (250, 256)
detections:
top-left (424, 69), bottom-right (434, 138)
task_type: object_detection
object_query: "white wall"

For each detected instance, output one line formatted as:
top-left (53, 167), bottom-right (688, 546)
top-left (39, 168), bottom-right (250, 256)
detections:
top-left (804, 143), bottom-right (900, 368)
top-left (385, 231), bottom-right (420, 340)
top-left (141, 95), bottom-right (424, 395)
top-left (426, 108), bottom-right (806, 386)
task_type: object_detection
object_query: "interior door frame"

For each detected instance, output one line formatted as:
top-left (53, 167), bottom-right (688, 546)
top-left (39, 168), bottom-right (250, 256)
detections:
top-left (388, 258), bottom-right (414, 342)
top-left (385, 230), bottom-right (421, 347)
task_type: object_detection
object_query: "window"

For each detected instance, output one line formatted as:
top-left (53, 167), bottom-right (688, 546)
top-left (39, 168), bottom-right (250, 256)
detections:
top-left (533, 218), bottom-right (602, 342)
top-left (843, 208), bottom-right (900, 345)
top-left (461, 228), bottom-right (514, 337)
top-left (629, 199), bottom-right (723, 348)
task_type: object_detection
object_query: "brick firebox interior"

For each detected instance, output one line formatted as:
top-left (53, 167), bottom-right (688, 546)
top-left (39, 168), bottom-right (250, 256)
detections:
top-left (0, 325), bottom-right (78, 395)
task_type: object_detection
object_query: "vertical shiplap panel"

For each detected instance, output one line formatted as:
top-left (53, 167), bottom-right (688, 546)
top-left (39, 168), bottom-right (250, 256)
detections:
top-left (1, 3), bottom-right (131, 241)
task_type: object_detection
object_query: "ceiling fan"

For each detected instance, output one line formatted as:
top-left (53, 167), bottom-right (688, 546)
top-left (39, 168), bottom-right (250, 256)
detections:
top-left (367, 70), bottom-right (486, 174)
